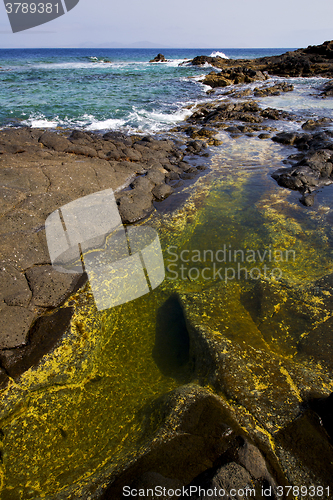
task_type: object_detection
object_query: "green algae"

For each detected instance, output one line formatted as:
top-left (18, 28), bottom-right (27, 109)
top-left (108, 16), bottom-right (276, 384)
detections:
top-left (1, 135), bottom-right (333, 497)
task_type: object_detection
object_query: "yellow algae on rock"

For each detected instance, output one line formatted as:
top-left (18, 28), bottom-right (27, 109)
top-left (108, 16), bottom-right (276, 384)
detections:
top-left (0, 283), bottom-right (177, 499)
top-left (1, 137), bottom-right (333, 497)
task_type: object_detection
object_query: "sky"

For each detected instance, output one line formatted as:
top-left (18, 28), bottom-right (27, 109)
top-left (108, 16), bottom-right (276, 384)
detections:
top-left (0, 0), bottom-right (333, 48)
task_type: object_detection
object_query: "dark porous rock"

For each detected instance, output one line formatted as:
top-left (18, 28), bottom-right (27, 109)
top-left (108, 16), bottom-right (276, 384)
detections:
top-left (186, 140), bottom-right (207, 154)
top-left (258, 133), bottom-right (271, 139)
top-left (185, 463), bottom-right (254, 500)
top-left (276, 409), bottom-right (333, 489)
top-left (0, 127), bottom-right (42, 155)
top-left (271, 170), bottom-right (304, 190)
top-left (309, 393), bottom-right (333, 442)
top-left (202, 67), bottom-right (267, 88)
top-left (226, 126), bottom-right (242, 135)
top-left (101, 385), bottom-right (244, 499)
top-left (272, 132), bottom-right (299, 145)
top-left (152, 183), bottom-right (174, 200)
top-left (130, 175), bottom-right (155, 192)
top-left (192, 127), bottom-right (217, 139)
top-left (306, 131), bottom-right (333, 151)
top-left (302, 117), bottom-right (333, 130)
top-left (320, 79), bottom-right (333, 97)
top-left (229, 88), bottom-right (253, 98)
top-left (0, 264), bottom-right (32, 307)
top-left (189, 55), bottom-right (227, 68)
top-left (149, 53), bottom-right (167, 63)
top-left (300, 149), bottom-right (333, 172)
top-left (300, 193), bottom-right (315, 206)
top-left (180, 169), bottom-right (198, 180)
top-left (272, 147), bottom-right (333, 197)
top-left (65, 143), bottom-right (98, 157)
top-left (39, 131), bottom-right (70, 152)
top-left (188, 101), bottom-right (263, 128)
top-left (165, 171), bottom-right (180, 182)
top-left (253, 81), bottom-right (294, 97)
top-left (116, 190), bottom-right (154, 224)
top-left (25, 265), bottom-right (86, 308)
top-left (0, 307), bottom-right (74, 380)
top-left (260, 107), bottom-right (294, 120)
top-left (202, 71), bottom-right (232, 88)
top-left (68, 130), bottom-right (96, 145)
top-left (183, 433), bottom-right (278, 499)
top-left (103, 131), bottom-right (132, 147)
top-left (237, 124), bottom-right (262, 133)
top-left (0, 304), bottom-right (36, 349)
top-left (146, 166), bottom-right (167, 186)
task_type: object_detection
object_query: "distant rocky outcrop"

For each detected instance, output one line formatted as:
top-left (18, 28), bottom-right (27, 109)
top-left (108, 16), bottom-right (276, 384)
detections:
top-left (188, 40), bottom-right (333, 89)
top-left (149, 53), bottom-right (167, 63)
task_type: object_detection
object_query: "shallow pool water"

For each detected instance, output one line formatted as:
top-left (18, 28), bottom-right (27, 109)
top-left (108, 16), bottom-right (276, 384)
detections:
top-left (1, 134), bottom-right (333, 498)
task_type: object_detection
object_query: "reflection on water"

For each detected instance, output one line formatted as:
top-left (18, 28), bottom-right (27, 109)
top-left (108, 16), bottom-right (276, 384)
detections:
top-left (1, 135), bottom-right (333, 498)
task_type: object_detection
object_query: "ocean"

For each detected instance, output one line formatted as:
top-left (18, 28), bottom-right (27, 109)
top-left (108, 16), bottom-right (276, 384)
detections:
top-left (0, 47), bottom-right (303, 132)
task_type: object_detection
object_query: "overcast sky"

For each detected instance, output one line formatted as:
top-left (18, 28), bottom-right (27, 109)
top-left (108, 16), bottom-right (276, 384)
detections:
top-left (0, 0), bottom-right (332, 48)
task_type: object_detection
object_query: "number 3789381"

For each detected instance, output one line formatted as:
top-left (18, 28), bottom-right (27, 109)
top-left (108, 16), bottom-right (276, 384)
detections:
top-left (5, 3), bottom-right (60, 13)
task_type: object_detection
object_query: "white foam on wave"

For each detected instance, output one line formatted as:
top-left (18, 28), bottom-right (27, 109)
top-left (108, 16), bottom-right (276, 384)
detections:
top-left (21, 114), bottom-right (60, 128)
top-left (164, 58), bottom-right (189, 68)
top-left (85, 116), bottom-right (127, 131)
top-left (21, 113), bottom-right (89, 129)
top-left (19, 103), bottom-right (197, 134)
top-left (29, 61), bottom-right (113, 70)
top-left (209, 51), bottom-right (229, 59)
top-left (126, 105), bottom-right (195, 131)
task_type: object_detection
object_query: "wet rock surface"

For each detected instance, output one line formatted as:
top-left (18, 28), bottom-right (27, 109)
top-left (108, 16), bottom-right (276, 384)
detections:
top-left (320, 79), bottom-right (333, 97)
top-left (100, 385), bottom-right (280, 500)
top-left (203, 67), bottom-right (267, 88)
top-left (177, 99), bottom-right (293, 143)
top-left (179, 82), bottom-right (333, 205)
top-left (0, 127), bottom-right (205, 380)
top-left (271, 132), bottom-right (333, 201)
top-left (100, 277), bottom-right (333, 498)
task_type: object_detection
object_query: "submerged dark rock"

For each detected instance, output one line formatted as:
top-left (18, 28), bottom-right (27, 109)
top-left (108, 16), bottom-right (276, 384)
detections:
top-left (253, 81), bottom-right (294, 96)
top-left (100, 385), bottom-right (274, 500)
top-left (320, 79), bottom-right (333, 97)
top-left (184, 437), bottom-right (278, 500)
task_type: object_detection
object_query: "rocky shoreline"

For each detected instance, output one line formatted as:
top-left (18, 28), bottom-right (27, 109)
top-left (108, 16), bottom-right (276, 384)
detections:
top-left (1, 40), bottom-right (333, 499)
top-left (178, 95), bottom-right (333, 206)
top-left (183, 40), bottom-right (333, 87)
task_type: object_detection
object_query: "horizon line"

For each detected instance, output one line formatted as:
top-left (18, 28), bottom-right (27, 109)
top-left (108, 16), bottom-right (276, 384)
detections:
top-left (0, 46), bottom-right (299, 49)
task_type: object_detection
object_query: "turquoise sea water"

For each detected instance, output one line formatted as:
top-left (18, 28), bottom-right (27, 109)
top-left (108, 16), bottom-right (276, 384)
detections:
top-left (0, 47), bottom-right (299, 132)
